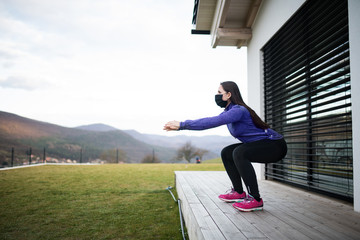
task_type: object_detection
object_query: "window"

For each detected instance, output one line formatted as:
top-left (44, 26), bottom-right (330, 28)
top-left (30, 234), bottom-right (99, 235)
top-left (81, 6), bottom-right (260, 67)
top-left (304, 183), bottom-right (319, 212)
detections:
top-left (263, 0), bottom-right (352, 200)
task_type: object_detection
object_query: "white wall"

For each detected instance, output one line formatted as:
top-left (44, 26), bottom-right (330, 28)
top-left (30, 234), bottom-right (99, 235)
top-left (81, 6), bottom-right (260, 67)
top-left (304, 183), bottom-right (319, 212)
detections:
top-left (246, 0), bottom-right (305, 181)
top-left (247, 0), bottom-right (360, 212)
top-left (348, 0), bottom-right (360, 213)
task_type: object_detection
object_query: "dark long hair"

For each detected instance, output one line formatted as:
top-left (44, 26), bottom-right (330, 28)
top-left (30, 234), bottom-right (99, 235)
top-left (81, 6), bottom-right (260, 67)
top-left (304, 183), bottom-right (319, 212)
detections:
top-left (221, 81), bottom-right (270, 129)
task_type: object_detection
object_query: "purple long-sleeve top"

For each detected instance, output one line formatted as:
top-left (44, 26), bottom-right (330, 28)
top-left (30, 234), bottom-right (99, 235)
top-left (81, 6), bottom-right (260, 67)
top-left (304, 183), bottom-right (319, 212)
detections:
top-left (179, 103), bottom-right (283, 143)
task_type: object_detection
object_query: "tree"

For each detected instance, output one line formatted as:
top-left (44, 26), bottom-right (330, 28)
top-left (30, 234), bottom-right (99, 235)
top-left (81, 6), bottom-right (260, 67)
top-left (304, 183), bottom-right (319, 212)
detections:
top-left (176, 141), bottom-right (208, 163)
top-left (141, 154), bottom-right (161, 163)
top-left (100, 148), bottom-right (126, 163)
top-left (195, 149), bottom-right (209, 161)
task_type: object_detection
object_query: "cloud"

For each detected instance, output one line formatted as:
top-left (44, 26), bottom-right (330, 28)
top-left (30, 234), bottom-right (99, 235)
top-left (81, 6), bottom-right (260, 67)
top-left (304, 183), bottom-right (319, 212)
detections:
top-left (0, 76), bottom-right (51, 91)
top-left (0, 48), bottom-right (16, 68)
top-left (2, 62), bottom-right (14, 68)
top-left (0, 49), bottom-right (15, 59)
top-left (0, 0), bottom-right (246, 136)
top-left (0, 43), bottom-right (25, 59)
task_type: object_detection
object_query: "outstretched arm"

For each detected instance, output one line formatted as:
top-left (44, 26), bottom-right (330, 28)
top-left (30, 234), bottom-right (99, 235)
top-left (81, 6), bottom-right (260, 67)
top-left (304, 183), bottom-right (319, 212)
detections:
top-left (164, 105), bottom-right (245, 132)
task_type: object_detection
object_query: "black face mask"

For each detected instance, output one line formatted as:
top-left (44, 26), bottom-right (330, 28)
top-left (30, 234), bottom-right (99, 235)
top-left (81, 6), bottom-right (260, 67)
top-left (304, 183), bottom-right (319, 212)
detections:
top-left (215, 94), bottom-right (228, 108)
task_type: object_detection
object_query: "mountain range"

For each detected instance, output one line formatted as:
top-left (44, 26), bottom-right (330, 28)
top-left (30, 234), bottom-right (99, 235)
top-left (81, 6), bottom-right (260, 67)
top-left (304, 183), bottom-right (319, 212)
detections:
top-left (0, 111), bottom-right (237, 165)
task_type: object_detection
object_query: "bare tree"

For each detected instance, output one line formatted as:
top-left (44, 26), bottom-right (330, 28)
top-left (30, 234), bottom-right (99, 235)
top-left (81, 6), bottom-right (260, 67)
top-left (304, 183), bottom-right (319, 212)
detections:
top-left (176, 141), bottom-right (208, 163)
top-left (141, 154), bottom-right (161, 163)
top-left (195, 149), bottom-right (209, 161)
top-left (100, 148), bottom-right (126, 163)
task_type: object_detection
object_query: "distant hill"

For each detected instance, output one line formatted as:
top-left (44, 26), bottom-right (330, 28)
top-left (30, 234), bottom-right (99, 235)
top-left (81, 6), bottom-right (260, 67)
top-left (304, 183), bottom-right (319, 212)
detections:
top-left (0, 111), bottom-right (237, 166)
top-left (76, 123), bottom-right (119, 132)
top-left (0, 111), bottom-right (177, 164)
top-left (123, 130), bottom-right (238, 156)
top-left (76, 125), bottom-right (238, 156)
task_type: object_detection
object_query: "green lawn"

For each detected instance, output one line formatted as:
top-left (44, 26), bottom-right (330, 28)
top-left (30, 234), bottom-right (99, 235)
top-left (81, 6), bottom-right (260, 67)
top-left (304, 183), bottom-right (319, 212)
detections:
top-left (0, 163), bottom-right (225, 240)
top-left (202, 158), bottom-right (222, 164)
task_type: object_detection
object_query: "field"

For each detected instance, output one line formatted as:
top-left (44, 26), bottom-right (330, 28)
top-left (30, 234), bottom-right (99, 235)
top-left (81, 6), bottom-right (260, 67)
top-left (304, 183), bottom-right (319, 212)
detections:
top-left (203, 158), bottom-right (221, 164)
top-left (0, 163), bottom-right (224, 240)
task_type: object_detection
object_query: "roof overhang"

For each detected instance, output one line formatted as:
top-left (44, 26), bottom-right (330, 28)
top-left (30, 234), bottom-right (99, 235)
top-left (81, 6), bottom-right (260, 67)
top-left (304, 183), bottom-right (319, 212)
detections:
top-left (192, 0), bottom-right (262, 48)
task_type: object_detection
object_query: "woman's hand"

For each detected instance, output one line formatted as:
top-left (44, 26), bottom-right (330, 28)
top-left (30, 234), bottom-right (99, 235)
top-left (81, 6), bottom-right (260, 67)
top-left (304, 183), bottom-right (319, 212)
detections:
top-left (163, 121), bottom-right (180, 131)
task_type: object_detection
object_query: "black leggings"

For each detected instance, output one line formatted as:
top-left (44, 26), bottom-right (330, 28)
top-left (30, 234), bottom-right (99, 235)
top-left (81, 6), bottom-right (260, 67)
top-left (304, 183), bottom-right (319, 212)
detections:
top-left (221, 138), bottom-right (287, 200)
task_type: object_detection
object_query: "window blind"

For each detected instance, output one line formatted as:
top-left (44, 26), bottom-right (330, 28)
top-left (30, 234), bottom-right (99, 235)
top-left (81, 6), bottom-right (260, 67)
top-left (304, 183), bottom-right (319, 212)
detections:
top-left (263, 0), bottom-right (352, 200)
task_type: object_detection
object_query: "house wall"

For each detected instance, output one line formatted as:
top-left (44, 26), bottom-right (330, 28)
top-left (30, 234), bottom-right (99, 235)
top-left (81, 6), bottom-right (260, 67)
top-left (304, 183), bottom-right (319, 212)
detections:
top-left (348, 0), bottom-right (360, 213)
top-left (246, 0), bottom-right (359, 212)
top-left (246, 0), bottom-right (305, 181)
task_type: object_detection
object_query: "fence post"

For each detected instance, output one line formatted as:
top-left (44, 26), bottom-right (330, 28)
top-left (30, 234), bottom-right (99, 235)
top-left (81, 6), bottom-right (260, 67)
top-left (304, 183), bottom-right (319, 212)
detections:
top-left (43, 148), bottom-right (46, 163)
top-left (11, 147), bottom-right (14, 167)
top-left (29, 147), bottom-right (32, 165)
top-left (80, 148), bottom-right (82, 163)
top-left (116, 148), bottom-right (119, 163)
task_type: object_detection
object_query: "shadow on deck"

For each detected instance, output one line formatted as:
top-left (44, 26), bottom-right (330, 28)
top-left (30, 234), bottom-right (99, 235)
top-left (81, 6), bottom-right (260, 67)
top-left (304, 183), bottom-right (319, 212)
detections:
top-left (175, 171), bottom-right (360, 240)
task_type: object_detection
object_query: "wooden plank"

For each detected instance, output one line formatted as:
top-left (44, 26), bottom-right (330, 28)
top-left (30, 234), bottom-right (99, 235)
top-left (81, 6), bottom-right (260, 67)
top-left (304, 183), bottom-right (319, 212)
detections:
top-left (262, 181), bottom-right (360, 239)
top-left (253, 209), bottom-right (312, 240)
top-left (216, 28), bottom-right (252, 39)
top-left (284, 203), bottom-right (359, 240)
top-left (265, 200), bottom-right (353, 240)
top-left (263, 202), bottom-right (329, 240)
top-left (245, 0), bottom-right (262, 27)
top-left (264, 180), bottom-right (360, 221)
top-left (196, 172), bottom-right (287, 239)
top-left (175, 172), bottom-right (226, 240)
top-left (197, 171), bottom-right (306, 240)
top-left (175, 171), bottom-right (360, 240)
top-left (214, 172), bottom-right (360, 240)
top-left (176, 172), bottom-right (203, 240)
top-left (194, 172), bottom-right (269, 239)
top-left (183, 172), bottom-right (248, 240)
top-left (219, 0), bottom-right (231, 28)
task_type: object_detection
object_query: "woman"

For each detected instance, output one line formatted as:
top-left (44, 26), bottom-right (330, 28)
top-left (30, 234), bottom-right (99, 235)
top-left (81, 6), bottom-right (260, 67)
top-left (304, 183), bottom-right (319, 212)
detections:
top-left (163, 81), bottom-right (287, 212)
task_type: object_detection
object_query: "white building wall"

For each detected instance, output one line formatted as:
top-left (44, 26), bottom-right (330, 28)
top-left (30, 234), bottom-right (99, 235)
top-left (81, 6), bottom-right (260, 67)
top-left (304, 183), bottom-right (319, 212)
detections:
top-left (348, 0), bottom-right (360, 213)
top-left (246, 0), bottom-right (305, 181)
top-left (246, 0), bottom-right (360, 212)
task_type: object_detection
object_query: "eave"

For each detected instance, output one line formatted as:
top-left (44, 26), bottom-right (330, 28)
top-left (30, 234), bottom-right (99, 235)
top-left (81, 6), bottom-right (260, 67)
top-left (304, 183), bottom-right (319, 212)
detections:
top-left (192, 0), bottom-right (262, 48)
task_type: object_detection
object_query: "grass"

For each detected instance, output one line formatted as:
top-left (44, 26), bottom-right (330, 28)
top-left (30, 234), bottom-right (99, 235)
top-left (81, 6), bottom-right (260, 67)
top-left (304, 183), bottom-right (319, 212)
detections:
top-left (0, 163), bottom-right (225, 240)
top-left (202, 158), bottom-right (222, 164)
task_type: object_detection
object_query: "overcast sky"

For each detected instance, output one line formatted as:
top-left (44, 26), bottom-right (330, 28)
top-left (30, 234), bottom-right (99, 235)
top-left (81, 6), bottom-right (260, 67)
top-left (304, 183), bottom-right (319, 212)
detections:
top-left (0, 0), bottom-right (247, 136)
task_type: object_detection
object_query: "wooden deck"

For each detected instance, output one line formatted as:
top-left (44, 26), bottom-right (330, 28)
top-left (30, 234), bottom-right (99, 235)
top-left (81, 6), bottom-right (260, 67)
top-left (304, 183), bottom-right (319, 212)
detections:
top-left (175, 171), bottom-right (360, 240)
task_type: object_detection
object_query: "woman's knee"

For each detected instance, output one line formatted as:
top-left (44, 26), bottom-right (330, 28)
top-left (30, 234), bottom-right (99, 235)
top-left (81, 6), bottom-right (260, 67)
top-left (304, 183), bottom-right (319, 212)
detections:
top-left (233, 145), bottom-right (246, 158)
top-left (232, 146), bottom-right (249, 166)
top-left (221, 144), bottom-right (240, 160)
top-left (221, 146), bottom-right (231, 161)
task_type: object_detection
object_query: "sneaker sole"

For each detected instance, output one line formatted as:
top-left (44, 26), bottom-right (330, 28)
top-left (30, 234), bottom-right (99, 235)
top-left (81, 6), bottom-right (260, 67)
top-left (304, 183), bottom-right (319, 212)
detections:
top-left (219, 198), bottom-right (245, 203)
top-left (233, 205), bottom-right (263, 212)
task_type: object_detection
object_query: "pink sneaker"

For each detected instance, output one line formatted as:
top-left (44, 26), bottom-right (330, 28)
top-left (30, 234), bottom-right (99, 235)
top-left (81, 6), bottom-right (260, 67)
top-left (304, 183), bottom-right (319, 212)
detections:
top-left (232, 195), bottom-right (263, 212)
top-left (218, 188), bottom-right (246, 202)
